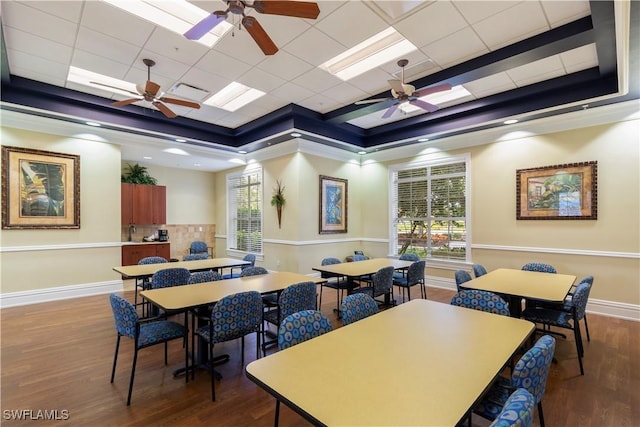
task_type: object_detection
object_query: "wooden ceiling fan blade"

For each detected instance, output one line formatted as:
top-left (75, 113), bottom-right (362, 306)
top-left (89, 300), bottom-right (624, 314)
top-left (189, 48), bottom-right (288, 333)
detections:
top-left (184, 11), bottom-right (228, 40)
top-left (410, 99), bottom-right (439, 113)
top-left (145, 80), bottom-right (161, 97)
top-left (112, 98), bottom-right (142, 107)
top-left (252, 1), bottom-right (320, 19)
top-left (153, 101), bottom-right (177, 118)
top-left (90, 81), bottom-right (140, 96)
top-left (412, 83), bottom-right (453, 98)
top-left (388, 79), bottom-right (405, 95)
top-left (159, 97), bottom-right (201, 109)
top-left (382, 103), bottom-right (399, 119)
top-left (355, 98), bottom-right (392, 105)
top-left (242, 16), bottom-right (278, 55)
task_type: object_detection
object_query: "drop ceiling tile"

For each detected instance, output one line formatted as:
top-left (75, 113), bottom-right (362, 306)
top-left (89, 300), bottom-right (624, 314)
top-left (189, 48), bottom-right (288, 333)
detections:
top-left (80, 1), bottom-right (155, 46)
top-left (291, 68), bottom-right (343, 94)
top-left (175, 67), bottom-right (227, 96)
top-left (270, 82), bottom-right (316, 103)
top-left (216, 112), bottom-right (253, 128)
top-left (131, 52), bottom-right (192, 81)
top-left (65, 81), bottom-right (126, 100)
top-left (378, 51), bottom-right (431, 77)
top-left (472, 2), bottom-right (549, 50)
top-left (507, 55), bottom-right (565, 87)
top-left (256, 51), bottom-right (314, 82)
top-left (234, 94), bottom-right (288, 117)
top-left (422, 27), bottom-right (489, 69)
top-left (194, 50), bottom-right (253, 81)
top-left (142, 26), bottom-right (209, 66)
top-left (2, 26), bottom-right (73, 67)
top-left (560, 44), bottom-right (598, 74)
top-left (347, 67), bottom-right (399, 95)
top-left (296, 93), bottom-right (337, 113)
top-left (541, 0), bottom-right (591, 28)
top-left (365, 1), bottom-right (429, 21)
top-left (2, 1), bottom-right (78, 46)
top-left (463, 72), bottom-right (516, 99)
top-left (212, 28), bottom-right (269, 66)
top-left (323, 82), bottom-right (369, 105)
top-left (251, 13), bottom-right (312, 49)
top-left (71, 49), bottom-right (132, 79)
top-left (75, 27), bottom-right (141, 66)
top-left (237, 67), bottom-right (287, 93)
top-left (452, 1), bottom-right (520, 25)
top-left (281, 27), bottom-right (347, 66)
top-left (394, 1), bottom-right (468, 48)
top-left (15, 0), bottom-right (83, 22)
top-left (8, 64), bottom-right (67, 87)
top-left (312, 0), bottom-right (347, 21)
top-left (314, 0), bottom-right (388, 47)
top-left (183, 106), bottom-right (231, 124)
top-left (6, 49), bottom-right (70, 82)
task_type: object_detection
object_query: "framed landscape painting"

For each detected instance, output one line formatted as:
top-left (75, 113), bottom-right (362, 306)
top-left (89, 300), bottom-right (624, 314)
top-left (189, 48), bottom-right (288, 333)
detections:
top-left (319, 175), bottom-right (347, 233)
top-left (516, 161), bottom-right (597, 220)
top-left (2, 146), bottom-right (80, 229)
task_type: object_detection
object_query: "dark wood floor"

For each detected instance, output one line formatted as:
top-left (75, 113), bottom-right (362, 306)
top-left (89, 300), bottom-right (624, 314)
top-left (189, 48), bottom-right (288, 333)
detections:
top-left (1, 285), bottom-right (638, 426)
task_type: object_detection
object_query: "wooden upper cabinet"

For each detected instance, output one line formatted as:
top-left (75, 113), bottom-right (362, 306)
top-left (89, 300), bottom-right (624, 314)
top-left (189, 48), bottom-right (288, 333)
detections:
top-left (121, 183), bottom-right (166, 225)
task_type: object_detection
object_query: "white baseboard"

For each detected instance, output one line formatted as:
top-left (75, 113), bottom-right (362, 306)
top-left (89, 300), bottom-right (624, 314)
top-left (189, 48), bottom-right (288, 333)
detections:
top-left (0, 280), bottom-right (123, 309)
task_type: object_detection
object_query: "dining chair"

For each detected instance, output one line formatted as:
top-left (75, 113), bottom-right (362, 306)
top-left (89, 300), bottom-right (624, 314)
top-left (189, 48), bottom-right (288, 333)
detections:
top-left (222, 254), bottom-right (257, 279)
top-left (318, 257), bottom-right (348, 315)
top-left (450, 289), bottom-right (510, 316)
top-left (393, 252), bottom-right (421, 285)
top-left (521, 262), bottom-right (557, 273)
top-left (195, 290), bottom-right (263, 401)
top-left (352, 265), bottom-right (395, 307)
top-left (521, 281), bottom-right (591, 375)
top-left (150, 267), bottom-right (191, 317)
top-left (341, 293), bottom-right (379, 326)
top-left (188, 270), bottom-right (221, 284)
top-left (454, 269), bottom-right (473, 292)
top-left (239, 265), bottom-right (268, 277)
top-left (109, 293), bottom-right (188, 406)
top-left (488, 388), bottom-right (536, 427)
top-left (474, 335), bottom-right (556, 427)
top-left (189, 240), bottom-right (208, 255)
top-left (183, 253), bottom-right (211, 261)
top-left (275, 310), bottom-right (332, 427)
top-left (135, 256), bottom-right (168, 315)
top-left (262, 281), bottom-right (317, 355)
top-left (392, 260), bottom-right (426, 302)
top-left (352, 254), bottom-right (367, 261)
top-left (473, 263), bottom-right (488, 277)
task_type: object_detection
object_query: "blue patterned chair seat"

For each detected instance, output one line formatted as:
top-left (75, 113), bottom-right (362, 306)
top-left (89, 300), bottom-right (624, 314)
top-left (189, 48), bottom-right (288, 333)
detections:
top-left (393, 260), bottom-right (426, 302)
top-left (138, 321), bottom-right (187, 347)
top-left (183, 253), bottom-right (210, 261)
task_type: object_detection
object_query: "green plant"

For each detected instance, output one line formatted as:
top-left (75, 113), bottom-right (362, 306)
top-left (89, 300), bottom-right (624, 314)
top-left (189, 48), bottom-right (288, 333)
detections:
top-left (121, 163), bottom-right (157, 185)
top-left (271, 179), bottom-right (285, 229)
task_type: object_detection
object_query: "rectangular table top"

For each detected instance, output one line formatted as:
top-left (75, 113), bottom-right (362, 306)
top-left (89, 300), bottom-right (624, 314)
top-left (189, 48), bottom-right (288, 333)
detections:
top-left (463, 268), bottom-right (576, 302)
top-left (113, 257), bottom-right (251, 279)
top-left (311, 258), bottom-right (413, 278)
top-left (246, 299), bottom-right (534, 427)
top-left (140, 271), bottom-right (325, 311)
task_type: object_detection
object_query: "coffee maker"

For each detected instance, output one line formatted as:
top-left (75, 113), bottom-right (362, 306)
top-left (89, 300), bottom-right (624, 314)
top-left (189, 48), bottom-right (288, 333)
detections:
top-left (157, 229), bottom-right (169, 242)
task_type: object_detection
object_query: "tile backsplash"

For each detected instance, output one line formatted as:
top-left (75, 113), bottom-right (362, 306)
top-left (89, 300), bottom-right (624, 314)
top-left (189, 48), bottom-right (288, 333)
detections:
top-left (121, 224), bottom-right (215, 260)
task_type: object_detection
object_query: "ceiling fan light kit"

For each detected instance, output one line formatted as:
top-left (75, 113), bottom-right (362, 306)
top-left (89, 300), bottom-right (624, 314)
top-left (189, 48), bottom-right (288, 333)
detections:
top-left (184, 0), bottom-right (320, 55)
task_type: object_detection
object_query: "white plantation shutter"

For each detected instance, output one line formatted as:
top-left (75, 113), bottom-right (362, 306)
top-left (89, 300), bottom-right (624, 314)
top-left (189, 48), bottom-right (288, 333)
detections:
top-left (227, 168), bottom-right (263, 254)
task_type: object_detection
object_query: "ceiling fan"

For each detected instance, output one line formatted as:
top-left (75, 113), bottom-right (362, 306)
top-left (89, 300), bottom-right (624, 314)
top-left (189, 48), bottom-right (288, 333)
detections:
top-left (91, 59), bottom-right (201, 119)
top-left (355, 59), bottom-right (452, 119)
top-left (184, 0), bottom-right (320, 55)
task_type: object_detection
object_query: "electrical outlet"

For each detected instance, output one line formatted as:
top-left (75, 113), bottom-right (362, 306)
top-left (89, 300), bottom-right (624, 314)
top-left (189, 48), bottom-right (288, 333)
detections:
top-left (198, 226), bottom-right (203, 232)
top-left (276, 259), bottom-right (280, 267)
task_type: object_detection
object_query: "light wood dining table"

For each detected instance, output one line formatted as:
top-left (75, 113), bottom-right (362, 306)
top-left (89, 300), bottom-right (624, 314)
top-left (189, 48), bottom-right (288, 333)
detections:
top-left (246, 299), bottom-right (534, 427)
top-left (113, 257), bottom-right (251, 280)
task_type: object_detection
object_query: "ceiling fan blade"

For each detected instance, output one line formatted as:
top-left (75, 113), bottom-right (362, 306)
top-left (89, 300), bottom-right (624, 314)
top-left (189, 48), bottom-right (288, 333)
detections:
top-left (252, 1), bottom-right (320, 19)
top-left (112, 98), bottom-right (142, 107)
top-left (412, 83), bottom-right (453, 98)
top-left (145, 80), bottom-right (161, 97)
top-left (354, 98), bottom-right (392, 105)
top-left (184, 11), bottom-right (228, 40)
top-left (153, 101), bottom-right (177, 118)
top-left (410, 99), bottom-right (439, 113)
top-left (242, 16), bottom-right (278, 55)
top-left (388, 79), bottom-right (405, 95)
top-left (90, 81), bottom-right (140, 97)
top-left (382, 103), bottom-right (399, 119)
top-left (159, 97), bottom-right (201, 109)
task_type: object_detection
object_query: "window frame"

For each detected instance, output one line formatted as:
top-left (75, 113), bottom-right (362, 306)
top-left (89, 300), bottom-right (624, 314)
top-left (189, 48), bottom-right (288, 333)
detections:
top-left (226, 167), bottom-right (263, 257)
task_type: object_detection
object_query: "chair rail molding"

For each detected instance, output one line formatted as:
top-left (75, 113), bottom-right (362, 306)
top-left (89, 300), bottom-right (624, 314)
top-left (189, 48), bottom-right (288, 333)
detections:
top-left (471, 244), bottom-right (639, 259)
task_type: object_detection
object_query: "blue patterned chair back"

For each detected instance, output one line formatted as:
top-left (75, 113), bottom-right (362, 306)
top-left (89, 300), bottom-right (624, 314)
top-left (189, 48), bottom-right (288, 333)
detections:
top-left (450, 289), bottom-right (510, 316)
top-left (208, 291), bottom-right (263, 342)
top-left (242, 253), bottom-right (256, 267)
top-left (151, 268), bottom-right (191, 289)
top-left (138, 256), bottom-right (167, 265)
top-left (473, 264), bottom-right (488, 277)
top-left (570, 282), bottom-right (591, 320)
top-left (406, 260), bottom-right (426, 286)
top-left (189, 241), bottom-right (208, 254)
top-left (183, 253), bottom-right (211, 261)
top-left (109, 293), bottom-right (138, 339)
top-left (341, 293), bottom-right (379, 325)
top-left (454, 270), bottom-right (473, 291)
top-left (188, 270), bottom-right (221, 284)
top-left (321, 257), bottom-right (341, 279)
top-left (489, 388), bottom-right (535, 427)
top-left (372, 266), bottom-right (394, 297)
top-left (579, 275), bottom-right (594, 286)
top-left (278, 281), bottom-right (317, 321)
top-left (278, 310), bottom-right (332, 350)
top-left (352, 254), bottom-right (367, 261)
top-left (521, 262), bottom-right (556, 273)
top-left (240, 266), bottom-right (268, 277)
top-left (399, 253), bottom-right (420, 262)
top-left (511, 335), bottom-right (555, 404)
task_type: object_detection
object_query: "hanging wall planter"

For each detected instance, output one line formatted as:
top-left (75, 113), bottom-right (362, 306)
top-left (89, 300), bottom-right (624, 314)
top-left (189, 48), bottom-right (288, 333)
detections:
top-left (270, 179), bottom-right (286, 229)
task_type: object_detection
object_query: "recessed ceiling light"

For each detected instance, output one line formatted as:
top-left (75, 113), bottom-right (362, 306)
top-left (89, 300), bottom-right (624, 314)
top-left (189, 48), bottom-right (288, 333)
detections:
top-left (143, 156), bottom-right (153, 160)
top-left (194, 163), bottom-right (201, 167)
top-left (320, 27), bottom-right (418, 81)
top-left (358, 151), bottom-right (367, 155)
top-left (504, 119), bottom-right (519, 125)
top-left (85, 121), bottom-right (101, 127)
top-left (418, 138), bottom-right (429, 142)
top-left (175, 138), bottom-right (187, 142)
top-left (204, 82), bottom-right (265, 112)
top-left (238, 150), bottom-right (247, 154)
top-left (290, 132), bottom-right (302, 138)
top-left (163, 148), bottom-right (190, 156)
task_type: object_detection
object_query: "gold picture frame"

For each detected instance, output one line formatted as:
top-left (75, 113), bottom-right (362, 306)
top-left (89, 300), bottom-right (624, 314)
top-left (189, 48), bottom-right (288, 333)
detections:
top-left (2, 146), bottom-right (80, 229)
top-left (516, 161), bottom-right (597, 220)
top-left (319, 175), bottom-right (347, 234)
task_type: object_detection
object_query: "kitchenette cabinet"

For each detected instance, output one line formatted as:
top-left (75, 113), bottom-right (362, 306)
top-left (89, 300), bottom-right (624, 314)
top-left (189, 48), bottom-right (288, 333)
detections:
top-left (121, 242), bottom-right (170, 266)
top-left (121, 183), bottom-right (166, 225)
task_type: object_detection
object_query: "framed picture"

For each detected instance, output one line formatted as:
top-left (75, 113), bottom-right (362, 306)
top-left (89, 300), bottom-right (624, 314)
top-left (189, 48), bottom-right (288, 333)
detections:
top-left (2, 146), bottom-right (80, 229)
top-left (516, 161), bottom-right (597, 220)
top-left (319, 175), bottom-right (347, 233)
